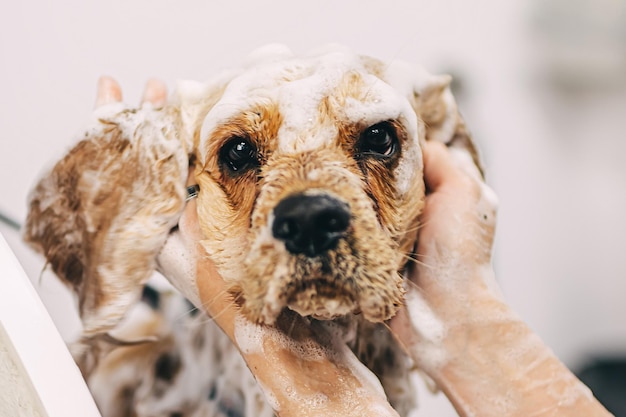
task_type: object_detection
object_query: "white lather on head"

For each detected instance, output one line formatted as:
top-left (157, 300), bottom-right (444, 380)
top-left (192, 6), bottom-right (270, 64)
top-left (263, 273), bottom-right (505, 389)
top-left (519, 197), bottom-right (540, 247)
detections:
top-left (196, 44), bottom-right (436, 195)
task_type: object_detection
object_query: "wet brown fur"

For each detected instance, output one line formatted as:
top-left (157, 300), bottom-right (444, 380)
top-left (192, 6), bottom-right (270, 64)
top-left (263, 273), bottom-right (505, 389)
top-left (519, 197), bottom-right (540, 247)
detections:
top-left (193, 66), bottom-right (432, 325)
top-left (23, 49), bottom-right (480, 417)
top-left (23, 107), bottom-right (188, 374)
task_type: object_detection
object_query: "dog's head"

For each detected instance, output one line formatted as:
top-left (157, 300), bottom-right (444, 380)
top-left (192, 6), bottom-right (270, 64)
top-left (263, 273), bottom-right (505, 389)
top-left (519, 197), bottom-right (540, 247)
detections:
top-left (185, 45), bottom-right (474, 324)
top-left (24, 45), bottom-right (478, 354)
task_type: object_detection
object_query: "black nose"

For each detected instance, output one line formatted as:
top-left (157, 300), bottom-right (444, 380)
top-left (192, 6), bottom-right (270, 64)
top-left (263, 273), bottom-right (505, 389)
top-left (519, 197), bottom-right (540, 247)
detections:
top-left (272, 193), bottom-right (350, 257)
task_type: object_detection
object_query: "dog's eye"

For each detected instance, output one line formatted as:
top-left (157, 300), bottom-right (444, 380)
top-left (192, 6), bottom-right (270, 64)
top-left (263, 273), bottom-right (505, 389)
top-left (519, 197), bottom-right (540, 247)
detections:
top-left (219, 138), bottom-right (259, 173)
top-left (359, 122), bottom-right (398, 157)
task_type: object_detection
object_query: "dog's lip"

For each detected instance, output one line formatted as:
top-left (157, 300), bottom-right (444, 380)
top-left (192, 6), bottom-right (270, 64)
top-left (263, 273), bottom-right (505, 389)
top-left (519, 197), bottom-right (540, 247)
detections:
top-left (288, 305), bottom-right (353, 320)
top-left (283, 277), bottom-right (358, 320)
top-left (285, 277), bottom-right (353, 298)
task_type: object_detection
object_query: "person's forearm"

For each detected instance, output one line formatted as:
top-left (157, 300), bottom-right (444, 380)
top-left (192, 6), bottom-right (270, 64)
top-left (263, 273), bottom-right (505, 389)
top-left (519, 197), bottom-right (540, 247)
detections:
top-left (438, 310), bottom-right (611, 416)
top-left (237, 319), bottom-right (399, 417)
top-left (398, 269), bottom-right (613, 417)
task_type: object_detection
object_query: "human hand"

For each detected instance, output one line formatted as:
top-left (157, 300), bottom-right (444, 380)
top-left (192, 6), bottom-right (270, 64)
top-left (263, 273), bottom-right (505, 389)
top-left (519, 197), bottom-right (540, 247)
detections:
top-left (390, 141), bottom-right (612, 417)
top-left (390, 141), bottom-right (503, 374)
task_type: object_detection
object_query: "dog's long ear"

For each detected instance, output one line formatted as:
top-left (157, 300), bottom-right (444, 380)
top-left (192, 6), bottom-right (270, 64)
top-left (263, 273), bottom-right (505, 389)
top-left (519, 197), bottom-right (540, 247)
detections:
top-left (23, 104), bottom-right (188, 348)
top-left (386, 63), bottom-right (483, 176)
top-left (416, 73), bottom-right (483, 177)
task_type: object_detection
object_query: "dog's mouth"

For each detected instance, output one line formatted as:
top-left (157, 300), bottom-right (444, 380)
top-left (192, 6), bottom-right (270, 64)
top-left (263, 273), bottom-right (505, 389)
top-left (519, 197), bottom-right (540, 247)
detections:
top-left (239, 189), bottom-right (406, 325)
top-left (284, 276), bottom-right (357, 320)
top-left (240, 229), bottom-right (404, 325)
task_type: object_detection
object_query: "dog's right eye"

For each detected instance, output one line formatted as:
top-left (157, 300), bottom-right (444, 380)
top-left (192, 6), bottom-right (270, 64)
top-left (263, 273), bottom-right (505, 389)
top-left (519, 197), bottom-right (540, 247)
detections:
top-left (219, 138), bottom-right (259, 173)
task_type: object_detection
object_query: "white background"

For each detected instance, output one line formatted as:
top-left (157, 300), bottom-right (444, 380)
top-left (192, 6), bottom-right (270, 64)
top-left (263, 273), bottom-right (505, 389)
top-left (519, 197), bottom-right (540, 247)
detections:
top-left (1, 0), bottom-right (625, 415)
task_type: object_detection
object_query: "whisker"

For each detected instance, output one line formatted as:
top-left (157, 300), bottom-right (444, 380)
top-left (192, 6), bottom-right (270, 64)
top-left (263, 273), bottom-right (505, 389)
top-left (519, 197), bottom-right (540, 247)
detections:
top-left (169, 284), bottom-right (237, 326)
top-left (172, 301), bottom-right (202, 323)
top-left (378, 319), bottom-right (414, 360)
top-left (286, 312), bottom-right (299, 340)
top-left (195, 291), bottom-right (242, 326)
top-left (388, 216), bottom-right (438, 240)
top-left (412, 252), bottom-right (437, 263)
top-left (403, 277), bottom-right (422, 291)
top-left (398, 252), bottom-right (433, 270)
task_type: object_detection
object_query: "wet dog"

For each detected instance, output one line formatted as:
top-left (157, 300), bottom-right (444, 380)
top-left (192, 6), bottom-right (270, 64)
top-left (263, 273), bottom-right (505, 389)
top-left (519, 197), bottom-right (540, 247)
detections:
top-left (24, 45), bottom-right (480, 416)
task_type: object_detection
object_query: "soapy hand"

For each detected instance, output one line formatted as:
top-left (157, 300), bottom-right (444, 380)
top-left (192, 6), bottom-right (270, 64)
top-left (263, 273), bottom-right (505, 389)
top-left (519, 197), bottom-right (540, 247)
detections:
top-left (390, 140), bottom-right (502, 372)
top-left (390, 141), bottom-right (612, 417)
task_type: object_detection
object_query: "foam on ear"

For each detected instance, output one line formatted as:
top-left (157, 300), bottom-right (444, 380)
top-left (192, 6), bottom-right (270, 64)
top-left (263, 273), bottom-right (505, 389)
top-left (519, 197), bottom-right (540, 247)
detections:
top-left (419, 75), bottom-right (484, 176)
top-left (23, 103), bottom-right (188, 362)
top-left (173, 74), bottom-right (235, 155)
top-left (415, 74), bottom-right (454, 140)
top-left (383, 60), bottom-right (483, 176)
top-left (244, 44), bottom-right (295, 67)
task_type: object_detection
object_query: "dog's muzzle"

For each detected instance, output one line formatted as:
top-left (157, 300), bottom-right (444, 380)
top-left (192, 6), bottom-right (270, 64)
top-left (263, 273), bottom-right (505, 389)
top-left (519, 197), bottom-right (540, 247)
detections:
top-left (271, 193), bottom-right (350, 257)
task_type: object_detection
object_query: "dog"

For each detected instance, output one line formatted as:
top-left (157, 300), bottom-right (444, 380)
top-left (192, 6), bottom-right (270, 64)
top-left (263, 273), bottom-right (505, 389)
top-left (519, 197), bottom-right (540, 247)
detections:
top-left (24, 44), bottom-right (481, 416)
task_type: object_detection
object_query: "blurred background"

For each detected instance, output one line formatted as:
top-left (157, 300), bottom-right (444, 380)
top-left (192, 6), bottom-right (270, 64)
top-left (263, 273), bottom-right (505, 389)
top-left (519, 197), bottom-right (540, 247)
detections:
top-left (1, 0), bottom-right (625, 414)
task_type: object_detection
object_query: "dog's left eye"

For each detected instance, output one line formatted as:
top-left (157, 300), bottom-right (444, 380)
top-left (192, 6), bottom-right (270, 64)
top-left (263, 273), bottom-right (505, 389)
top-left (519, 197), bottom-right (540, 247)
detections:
top-left (219, 138), bottom-right (259, 173)
top-left (359, 122), bottom-right (398, 157)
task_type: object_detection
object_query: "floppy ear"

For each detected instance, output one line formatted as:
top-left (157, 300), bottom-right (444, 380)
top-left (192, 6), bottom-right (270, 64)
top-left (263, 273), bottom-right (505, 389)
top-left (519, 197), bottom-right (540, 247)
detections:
top-left (385, 63), bottom-right (483, 176)
top-left (23, 103), bottom-right (188, 372)
top-left (413, 73), bottom-right (483, 176)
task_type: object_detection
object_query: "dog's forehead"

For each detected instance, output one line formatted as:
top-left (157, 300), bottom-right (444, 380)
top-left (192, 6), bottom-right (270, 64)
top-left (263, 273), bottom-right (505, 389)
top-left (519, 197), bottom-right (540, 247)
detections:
top-left (199, 50), bottom-right (420, 154)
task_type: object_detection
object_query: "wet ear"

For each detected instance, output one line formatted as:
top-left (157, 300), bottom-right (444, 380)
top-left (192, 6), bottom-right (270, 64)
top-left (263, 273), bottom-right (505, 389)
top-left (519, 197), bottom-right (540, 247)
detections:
top-left (414, 74), bottom-right (453, 141)
top-left (412, 72), bottom-right (483, 176)
top-left (384, 62), bottom-right (483, 176)
top-left (172, 75), bottom-right (233, 154)
top-left (23, 101), bottom-right (188, 374)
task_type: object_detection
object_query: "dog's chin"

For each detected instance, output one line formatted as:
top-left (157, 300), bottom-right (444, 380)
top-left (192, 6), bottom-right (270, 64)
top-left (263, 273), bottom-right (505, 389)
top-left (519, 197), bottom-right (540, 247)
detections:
top-left (240, 273), bottom-right (361, 325)
top-left (239, 230), bottom-right (406, 325)
top-left (285, 278), bottom-right (357, 320)
top-left (238, 266), bottom-right (404, 326)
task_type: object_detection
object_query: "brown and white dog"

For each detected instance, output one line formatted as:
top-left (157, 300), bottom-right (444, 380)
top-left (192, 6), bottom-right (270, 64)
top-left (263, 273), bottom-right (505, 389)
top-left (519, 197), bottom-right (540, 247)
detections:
top-left (24, 45), bottom-right (481, 416)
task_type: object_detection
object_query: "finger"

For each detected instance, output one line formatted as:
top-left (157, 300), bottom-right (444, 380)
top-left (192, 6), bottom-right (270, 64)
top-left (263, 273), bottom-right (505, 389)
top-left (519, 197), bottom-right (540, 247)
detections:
top-left (95, 76), bottom-right (122, 108)
top-left (156, 224), bottom-right (202, 308)
top-left (422, 141), bottom-right (463, 191)
top-left (423, 140), bottom-right (486, 192)
top-left (448, 145), bottom-right (484, 182)
top-left (185, 166), bottom-right (196, 187)
top-left (141, 78), bottom-right (167, 107)
top-left (178, 197), bottom-right (202, 240)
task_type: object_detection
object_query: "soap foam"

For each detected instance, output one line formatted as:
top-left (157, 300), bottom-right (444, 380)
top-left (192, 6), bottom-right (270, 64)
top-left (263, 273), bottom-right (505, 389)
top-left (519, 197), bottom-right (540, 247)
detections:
top-left (198, 47), bottom-right (426, 178)
top-left (320, 321), bottom-right (388, 398)
top-left (233, 314), bottom-right (329, 361)
top-left (402, 285), bottom-right (448, 371)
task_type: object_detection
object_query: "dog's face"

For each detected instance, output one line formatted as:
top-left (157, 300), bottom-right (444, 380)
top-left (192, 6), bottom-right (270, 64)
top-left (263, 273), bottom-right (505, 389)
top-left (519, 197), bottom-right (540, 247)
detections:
top-left (190, 47), bottom-right (459, 324)
top-left (24, 45), bottom-right (478, 386)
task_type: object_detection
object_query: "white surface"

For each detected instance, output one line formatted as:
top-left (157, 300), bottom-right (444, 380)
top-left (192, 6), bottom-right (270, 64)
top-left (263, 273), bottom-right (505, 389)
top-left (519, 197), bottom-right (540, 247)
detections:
top-left (1, 1), bottom-right (625, 416)
top-left (0, 323), bottom-right (47, 417)
top-left (0, 232), bottom-right (101, 417)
